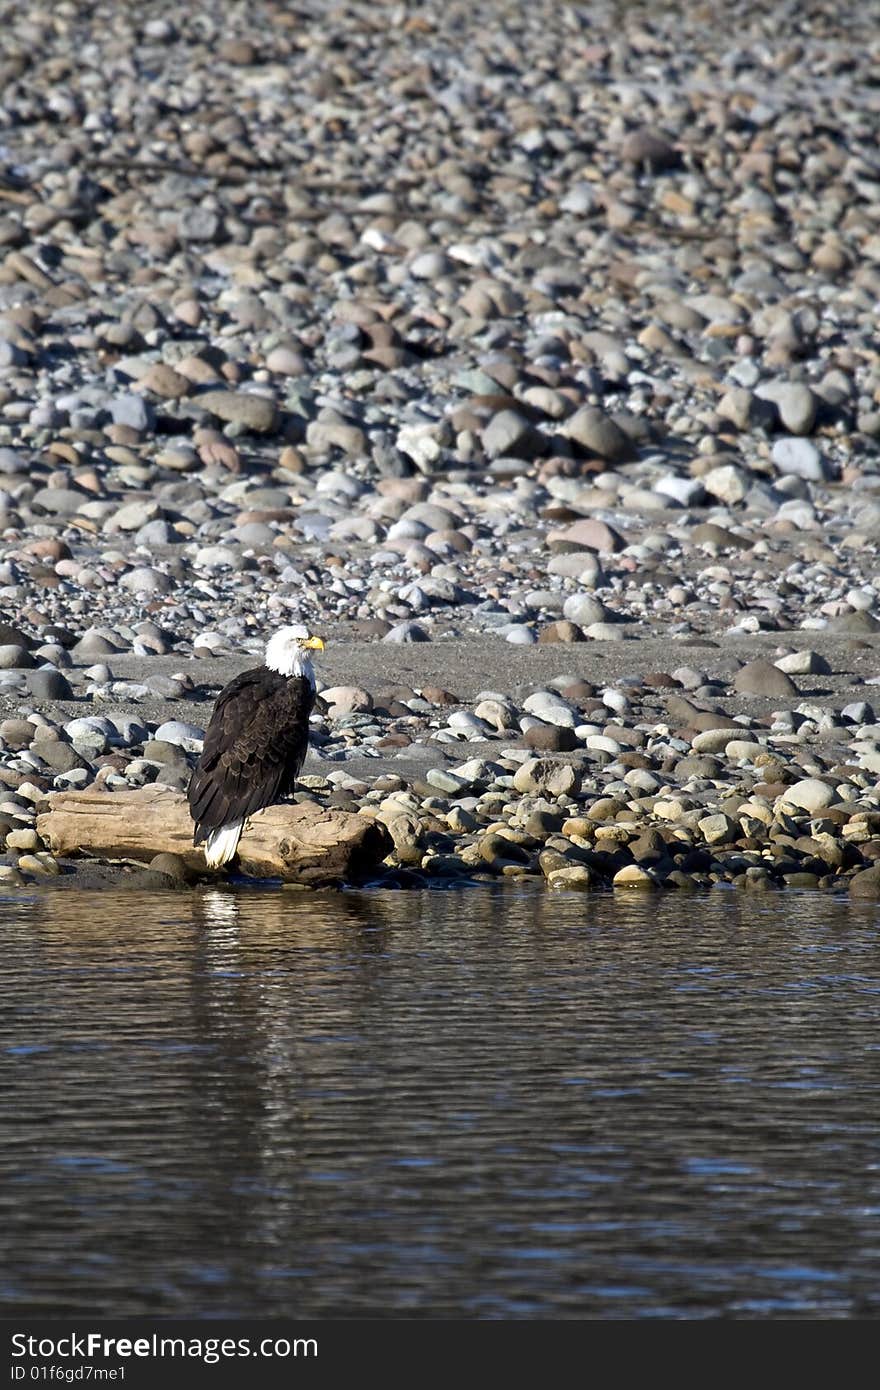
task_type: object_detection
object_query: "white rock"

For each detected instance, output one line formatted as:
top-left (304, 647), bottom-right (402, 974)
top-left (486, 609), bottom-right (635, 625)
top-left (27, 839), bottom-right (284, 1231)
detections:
top-left (841, 702), bottom-right (873, 724)
top-left (447, 711), bottom-right (493, 736)
top-left (725, 739), bottom-right (767, 761)
top-left (396, 423), bottom-right (448, 470)
top-left (504, 625), bottom-right (537, 645)
top-left (320, 685), bottom-right (373, 716)
top-left (474, 698), bottom-right (518, 730)
top-left (702, 463), bottom-right (748, 505)
top-left (775, 499), bottom-right (817, 529)
top-left (771, 437), bottom-right (829, 482)
top-left (653, 475), bottom-right (706, 507)
top-left (562, 593), bottom-right (608, 626)
top-left (602, 688), bottom-right (630, 714)
top-left (778, 777), bottom-right (839, 812)
top-left (585, 734), bottom-right (622, 755)
top-left (154, 720), bottom-right (204, 751)
top-left (64, 716), bottom-right (118, 743)
top-left (623, 768), bottom-right (661, 792)
top-left (523, 692), bottom-right (577, 727)
top-left (691, 728), bottom-right (740, 753)
top-left (425, 768), bottom-right (470, 794)
top-left (698, 813), bottom-right (738, 844)
top-left (450, 759), bottom-right (492, 785)
top-left (774, 649), bottom-right (830, 675)
top-left (846, 587), bottom-right (876, 612)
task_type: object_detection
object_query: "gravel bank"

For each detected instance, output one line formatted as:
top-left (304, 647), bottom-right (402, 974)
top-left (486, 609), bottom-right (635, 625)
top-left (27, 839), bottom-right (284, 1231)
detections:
top-left (0, 1), bottom-right (879, 892)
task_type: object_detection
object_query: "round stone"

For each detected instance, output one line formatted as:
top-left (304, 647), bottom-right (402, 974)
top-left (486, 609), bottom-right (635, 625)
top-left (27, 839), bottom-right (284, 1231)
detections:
top-left (771, 438), bottom-right (830, 482)
top-left (779, 778), bottom-right (839, 813)
top-left (612, 864), bottom-right (658, 888)
top-left (733, 661), bottom-right (799, 697)
top-left (27, 670), bottom-right (74, 700)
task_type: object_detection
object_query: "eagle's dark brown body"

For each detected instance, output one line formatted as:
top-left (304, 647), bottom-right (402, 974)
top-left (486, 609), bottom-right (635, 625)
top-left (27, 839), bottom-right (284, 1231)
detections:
top-left (188, 667), bottom-right (315, 851)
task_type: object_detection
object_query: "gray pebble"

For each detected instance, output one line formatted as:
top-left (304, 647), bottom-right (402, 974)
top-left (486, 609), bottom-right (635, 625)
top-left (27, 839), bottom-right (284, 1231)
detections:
top-left (111, 395), bottom-right (155, 432)
top-left (26, 670), bottom-right (73, 700)
top-left (382, 622), bottom-right (430, 643)
top-left (119, 567), bottom-right (174, 594)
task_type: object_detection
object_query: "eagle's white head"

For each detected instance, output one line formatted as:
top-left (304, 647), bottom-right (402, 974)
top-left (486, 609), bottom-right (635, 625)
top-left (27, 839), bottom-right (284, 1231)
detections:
top-left (265, 625), bottom-right (324, 685)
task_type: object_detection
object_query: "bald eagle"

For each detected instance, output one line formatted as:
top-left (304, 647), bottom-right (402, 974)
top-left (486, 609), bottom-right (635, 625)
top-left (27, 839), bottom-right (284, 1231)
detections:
top-left (188, 625), bottom-right (325, 869)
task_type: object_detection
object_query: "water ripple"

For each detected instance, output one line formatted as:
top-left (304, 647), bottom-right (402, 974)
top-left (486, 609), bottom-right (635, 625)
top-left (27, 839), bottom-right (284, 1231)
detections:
top-left (1, 885), bottom-right (880, 1317)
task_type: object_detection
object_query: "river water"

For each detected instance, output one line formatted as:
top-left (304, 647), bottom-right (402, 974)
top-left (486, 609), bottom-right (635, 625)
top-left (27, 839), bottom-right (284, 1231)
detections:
top-left (2, 883), bottom-right (880, 1319)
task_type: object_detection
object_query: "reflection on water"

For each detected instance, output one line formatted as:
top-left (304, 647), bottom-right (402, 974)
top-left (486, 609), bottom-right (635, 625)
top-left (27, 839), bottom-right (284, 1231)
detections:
top-left (2, 883), bottom-right (880, 1318)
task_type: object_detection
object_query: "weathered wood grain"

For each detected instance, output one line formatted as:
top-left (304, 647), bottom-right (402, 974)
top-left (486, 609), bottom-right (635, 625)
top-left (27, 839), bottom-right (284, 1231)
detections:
top-left (36, 786), bottom-right (392, 885)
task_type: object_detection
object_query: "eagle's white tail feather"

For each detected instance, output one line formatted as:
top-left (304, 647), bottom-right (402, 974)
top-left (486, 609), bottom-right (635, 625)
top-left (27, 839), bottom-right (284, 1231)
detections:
top-left (203, 820), bottom-right (244, 869)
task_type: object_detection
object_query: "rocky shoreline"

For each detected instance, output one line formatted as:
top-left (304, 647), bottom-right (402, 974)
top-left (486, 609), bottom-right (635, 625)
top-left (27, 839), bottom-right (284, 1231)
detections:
top-left (3, 629), bottom-right (880, 895)
top-left (0, 1), bottom-right (879, 894)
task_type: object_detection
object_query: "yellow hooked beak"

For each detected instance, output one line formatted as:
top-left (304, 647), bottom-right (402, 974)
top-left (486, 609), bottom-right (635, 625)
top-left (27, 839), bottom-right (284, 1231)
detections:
top-left (304, 636), bottom-right (325, 651)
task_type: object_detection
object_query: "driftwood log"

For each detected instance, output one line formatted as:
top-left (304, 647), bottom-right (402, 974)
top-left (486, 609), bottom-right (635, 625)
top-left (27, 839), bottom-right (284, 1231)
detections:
top-left (36, 786), bottom-right (393, 885)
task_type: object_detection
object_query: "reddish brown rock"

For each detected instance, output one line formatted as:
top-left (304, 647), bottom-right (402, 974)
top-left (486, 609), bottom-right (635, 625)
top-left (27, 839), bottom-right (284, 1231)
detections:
top-left (546, 518), bottom-right (626, 553)
top-left (537, 620), bottom-right (585, 643)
